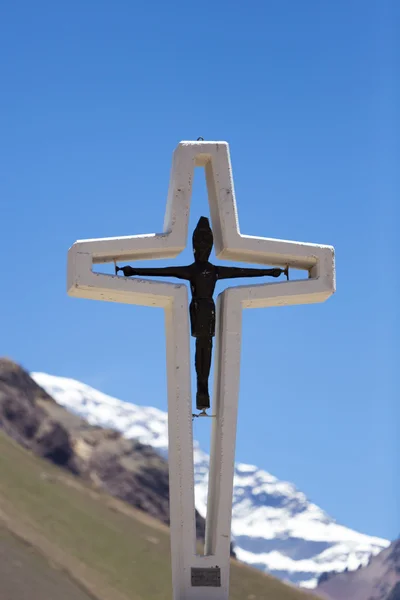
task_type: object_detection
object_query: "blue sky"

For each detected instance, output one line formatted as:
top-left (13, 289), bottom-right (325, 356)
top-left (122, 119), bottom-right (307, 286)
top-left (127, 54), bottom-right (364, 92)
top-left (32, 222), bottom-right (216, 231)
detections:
top-left (0, 1), bottom-right (398, 540)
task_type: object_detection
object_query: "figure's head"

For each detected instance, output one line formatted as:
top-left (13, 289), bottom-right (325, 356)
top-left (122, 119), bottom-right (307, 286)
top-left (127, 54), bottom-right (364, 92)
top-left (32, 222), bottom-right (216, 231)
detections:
top-left (192, 216), bottom-right (213, 262)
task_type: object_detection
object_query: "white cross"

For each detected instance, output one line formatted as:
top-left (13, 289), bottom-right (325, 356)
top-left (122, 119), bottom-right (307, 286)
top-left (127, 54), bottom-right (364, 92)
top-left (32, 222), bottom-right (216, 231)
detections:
top-left (67, 140), bottom-right (335, 600)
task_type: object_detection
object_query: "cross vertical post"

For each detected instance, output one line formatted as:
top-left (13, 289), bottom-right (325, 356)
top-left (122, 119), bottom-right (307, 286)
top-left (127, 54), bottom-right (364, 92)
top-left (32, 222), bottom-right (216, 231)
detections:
top-left (67, 140), bottom-right (335, 599)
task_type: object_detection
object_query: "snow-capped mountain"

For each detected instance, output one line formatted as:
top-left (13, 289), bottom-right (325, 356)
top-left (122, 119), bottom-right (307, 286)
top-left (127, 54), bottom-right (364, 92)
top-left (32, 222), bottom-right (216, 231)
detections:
top-left (32, 371), bottom-right (389, 589)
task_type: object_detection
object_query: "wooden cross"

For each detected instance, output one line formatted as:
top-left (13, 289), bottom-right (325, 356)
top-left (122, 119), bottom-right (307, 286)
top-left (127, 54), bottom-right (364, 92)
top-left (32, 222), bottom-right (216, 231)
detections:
top-left (67, 140), bottom-right (335, 600)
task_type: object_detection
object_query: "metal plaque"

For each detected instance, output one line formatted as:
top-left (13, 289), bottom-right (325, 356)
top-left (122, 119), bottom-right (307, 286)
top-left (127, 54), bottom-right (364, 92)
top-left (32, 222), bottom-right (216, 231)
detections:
top-left (191, 567), bottom-right (221, 587)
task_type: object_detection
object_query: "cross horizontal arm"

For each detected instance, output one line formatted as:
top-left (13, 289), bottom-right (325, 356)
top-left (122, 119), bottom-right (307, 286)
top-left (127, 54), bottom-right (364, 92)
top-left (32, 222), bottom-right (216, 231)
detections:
top-left (118, 265), bottom-right (191, 280)
top-left (217, 266), bottom-right (283, 280)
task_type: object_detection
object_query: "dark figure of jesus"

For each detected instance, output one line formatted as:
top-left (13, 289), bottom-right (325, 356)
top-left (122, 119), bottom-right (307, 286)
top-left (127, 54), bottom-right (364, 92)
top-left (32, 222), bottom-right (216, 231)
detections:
top-left (116, 217), bottom-right (287, 413)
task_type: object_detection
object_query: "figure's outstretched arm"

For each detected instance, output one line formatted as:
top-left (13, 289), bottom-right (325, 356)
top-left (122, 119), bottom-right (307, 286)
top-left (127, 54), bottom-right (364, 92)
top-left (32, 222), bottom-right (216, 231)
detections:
top-left (116, 265), bottom-right (191, 280)
top-left (217, 266), bottom-right (286, 280)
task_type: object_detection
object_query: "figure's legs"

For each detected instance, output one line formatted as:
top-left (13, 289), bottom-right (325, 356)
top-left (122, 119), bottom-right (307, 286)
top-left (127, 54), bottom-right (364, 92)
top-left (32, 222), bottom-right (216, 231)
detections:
top-left (195, 337), bottom-right (213, 411)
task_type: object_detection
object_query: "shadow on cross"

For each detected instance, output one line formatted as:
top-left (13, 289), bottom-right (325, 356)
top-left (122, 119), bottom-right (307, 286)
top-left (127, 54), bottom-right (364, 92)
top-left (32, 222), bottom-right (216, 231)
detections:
top-left (116, 217), bottom-right (288, 415)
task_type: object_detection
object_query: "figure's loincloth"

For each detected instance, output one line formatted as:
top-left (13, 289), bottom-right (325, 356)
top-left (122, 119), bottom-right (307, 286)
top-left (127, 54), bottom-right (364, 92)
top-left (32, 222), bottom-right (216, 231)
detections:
top-left (189, 298), bottom-right (216, 338)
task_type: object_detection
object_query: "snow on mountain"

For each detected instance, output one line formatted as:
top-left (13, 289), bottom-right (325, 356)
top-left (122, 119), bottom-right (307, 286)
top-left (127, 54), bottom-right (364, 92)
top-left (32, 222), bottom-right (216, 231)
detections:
top-left (31, 371), bottom-right (389, 589)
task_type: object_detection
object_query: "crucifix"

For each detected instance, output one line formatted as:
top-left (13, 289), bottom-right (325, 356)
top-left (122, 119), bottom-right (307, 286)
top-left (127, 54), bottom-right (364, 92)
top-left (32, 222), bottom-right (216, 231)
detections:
top-left (67, 140), bottom-right (335, 600)
top-left (116, 216), bottom-right (288, 414)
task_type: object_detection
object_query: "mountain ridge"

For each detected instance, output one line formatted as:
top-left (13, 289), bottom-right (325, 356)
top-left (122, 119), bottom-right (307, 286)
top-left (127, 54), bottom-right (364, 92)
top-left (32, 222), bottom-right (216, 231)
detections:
top-left (31, 369), bottom-right (390, 589)
top-left (316, 538), bottom-right (400, 600)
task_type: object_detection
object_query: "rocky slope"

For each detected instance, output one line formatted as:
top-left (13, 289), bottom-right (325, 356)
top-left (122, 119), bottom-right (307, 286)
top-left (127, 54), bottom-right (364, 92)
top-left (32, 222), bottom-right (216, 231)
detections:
top-left (0, 358), bottom-right (78, 471)
top-left (0, 358), bottom-right (205, 540)
top-left (317, 538), bottom-right (400, 600)
top-left (30, 367), bottom-right (390, 589)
